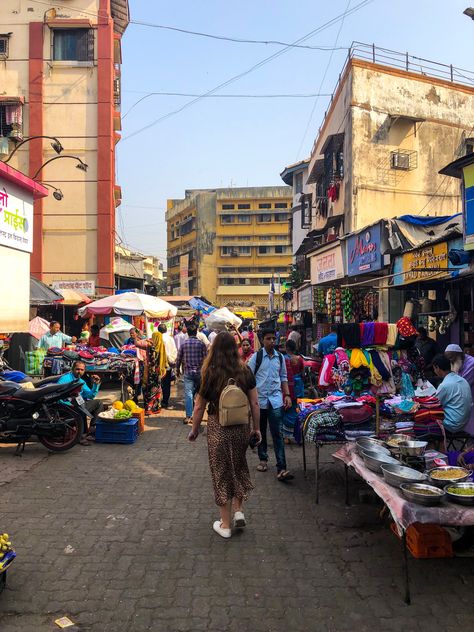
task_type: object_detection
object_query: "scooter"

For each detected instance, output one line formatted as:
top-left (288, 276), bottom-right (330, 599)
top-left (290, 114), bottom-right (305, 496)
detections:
top-left (0, 379), bottom-right (86, 454)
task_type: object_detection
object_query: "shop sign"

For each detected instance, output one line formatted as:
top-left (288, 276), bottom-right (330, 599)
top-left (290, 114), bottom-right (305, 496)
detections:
top-left (346, 224), bottom-right (382, 276)
top-left (52, 280), bottom-right (95, 296)
top-left (462, 163), bottom-right (474, 250)
top-left (298, 285), bottom-right (313, 312)
top-left (394, 241), bottom-right (448, 285)
top-left (310, 244), bottom-right (344, 284)
top-left (179, 253), bottom-right (189, 295)
top-left (0, 179), bottom-right (33, 254)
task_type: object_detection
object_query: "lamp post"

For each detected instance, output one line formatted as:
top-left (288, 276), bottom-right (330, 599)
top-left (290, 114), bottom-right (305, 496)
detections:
top-left (39, 182), bottom-right (64, 201)
top-left (463, 7), bottom-right (474, 18)
top-left (2, 135), bottom-right (64, 164)
top-left (32, 155), bottom-right (88, 180)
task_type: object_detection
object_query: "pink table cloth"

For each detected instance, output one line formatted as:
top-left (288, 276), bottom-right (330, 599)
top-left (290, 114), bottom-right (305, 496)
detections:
top-left (332, 443), bottom-right (474, 532)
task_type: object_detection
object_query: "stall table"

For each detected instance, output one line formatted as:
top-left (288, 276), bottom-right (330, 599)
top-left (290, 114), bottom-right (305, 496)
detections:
top-left (332, 442), bottom-right (474, 604)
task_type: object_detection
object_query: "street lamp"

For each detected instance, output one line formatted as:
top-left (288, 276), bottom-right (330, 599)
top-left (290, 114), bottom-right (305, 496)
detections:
top-left (32, 155), bottom-right (88, 180)
top-left (2, 135), bottom-right (64, 164)
top-left (40, 182), bottom-right (64, 201)
top-left (463, 7), bottom-right (474, 18)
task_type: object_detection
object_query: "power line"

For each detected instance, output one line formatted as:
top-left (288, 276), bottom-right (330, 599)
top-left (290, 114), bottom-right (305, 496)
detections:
top-left (122, 0), bottom-right (373, 142)
top-left (130, 19), bottom-right (350, 51)
top-left (122, 91), bottom-right (334, 119)
top-left (296, 0), bottom-right (354, 158)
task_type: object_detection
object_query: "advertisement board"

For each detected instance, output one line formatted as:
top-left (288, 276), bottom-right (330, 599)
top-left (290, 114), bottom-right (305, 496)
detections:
top-left (310, 244), bottom-right (344, 284)
top-left (346, 223), bottom-right (382, 276)
top-left (0, 178), bottom-right (33, 253)
top-left (179, 253), bottom-right (189, 295)
top-left (393, 242), bottom-right (448, 285)
top-left (52, 280), bottom-right (96, 296)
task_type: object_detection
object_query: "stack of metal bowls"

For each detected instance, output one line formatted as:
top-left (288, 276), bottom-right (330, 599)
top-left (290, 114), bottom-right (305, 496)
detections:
top-left (397, 440), bottom-right (428, 457)
top-left (444, 482), bottom-right (474, 506)
top-left (384, 434), bottom-right (412, 455)
top-left (355, 437), bottom-right (387, 458)
top-left (381, 463), bottom-right (427, 487)
top-left (362, 447), bottom-right (399, 474)
top-left (400, 483), bottom-right (445, 506)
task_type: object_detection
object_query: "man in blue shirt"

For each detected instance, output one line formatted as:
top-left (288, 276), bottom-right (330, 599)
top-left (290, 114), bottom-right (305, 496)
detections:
top-left (433, 354), bottom-right (472, 433)
top-left (58, 360), bottom-right (103, 444)
top-left (248, 328), bottom-right (293, 481)
top-left (315, 324), bottom-right (338, 356)
top-left (38, 321), bottom-right (77, 350)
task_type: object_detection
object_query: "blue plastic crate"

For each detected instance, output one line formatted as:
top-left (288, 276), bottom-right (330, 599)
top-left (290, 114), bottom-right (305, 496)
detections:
top-left (95, 418), bottom-right (138, 444)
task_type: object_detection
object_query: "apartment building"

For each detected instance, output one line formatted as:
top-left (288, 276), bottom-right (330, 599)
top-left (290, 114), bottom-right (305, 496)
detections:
top-left (0, 0), bottom-right (129, 295)
top-left (166, 186), bottom-right (292, 306)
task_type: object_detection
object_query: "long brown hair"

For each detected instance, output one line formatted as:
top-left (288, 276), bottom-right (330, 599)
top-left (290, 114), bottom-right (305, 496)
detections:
top-left (200, 331), bottom-right (250, 401)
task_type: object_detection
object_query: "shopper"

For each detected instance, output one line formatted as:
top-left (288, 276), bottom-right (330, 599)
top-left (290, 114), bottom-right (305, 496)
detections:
top-left (248, 328), bottom-right (293, 481)
top-left (38, 321), bottom-right (77, 350)
top-left (239, 338), bottom-right (253, 363)
top-left (433, 354), bottom-right (472, 433)
top-left (287, 325), bottom-right (301, 351)
top-left (188, 331), bottom-right (261, 539)
top-left (315, 324), bottom-right (337, 356)
top-left (444, 344), bottom-right (474, 435)
top-left (158, 323), bottom-right (177, 409)
top-left (283, 339), bottom-right (305, 442)
top-left (176, 322), bottom-right (207, 424)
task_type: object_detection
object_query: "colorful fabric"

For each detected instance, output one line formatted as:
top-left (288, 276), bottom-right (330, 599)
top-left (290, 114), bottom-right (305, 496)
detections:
top-left (396, 317), bottom-right (418, 338)
top-left (319, 353), bottom-right (336, 387)
top-left (349, 348), bottom-right (370, 369)
top-left (373, 322), bottom-right (388, 345)
top-left (361, 322), bottom-right (375, 347)
top-left (386, 324), bottom-right (398, 347)
top-left (337, 324), bottom-right (361, 349)
top-left (304, 409), bottom-right (344, 443)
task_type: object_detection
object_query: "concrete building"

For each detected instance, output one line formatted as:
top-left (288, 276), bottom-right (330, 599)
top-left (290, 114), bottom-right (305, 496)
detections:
top-left (0, 0), bottom-right (129, 295)
top-left (115, 245), bottom-right (163, 293)
top-left (280, 159), bottom-right (311, 257)
top-left (166, 186), bottom-right (292, 307)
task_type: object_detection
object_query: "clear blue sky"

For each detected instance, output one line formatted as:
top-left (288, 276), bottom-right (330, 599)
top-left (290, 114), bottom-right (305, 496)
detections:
top-left (118, 0), bottom-right (473, 264)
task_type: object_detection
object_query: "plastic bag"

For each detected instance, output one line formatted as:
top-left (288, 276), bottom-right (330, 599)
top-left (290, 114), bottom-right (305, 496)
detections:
top-left (206, 307), bottom-right (242, 332)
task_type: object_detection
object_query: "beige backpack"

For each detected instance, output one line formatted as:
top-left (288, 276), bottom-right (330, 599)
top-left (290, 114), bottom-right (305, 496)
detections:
top-left (218, 379), bottom-right (250, 427)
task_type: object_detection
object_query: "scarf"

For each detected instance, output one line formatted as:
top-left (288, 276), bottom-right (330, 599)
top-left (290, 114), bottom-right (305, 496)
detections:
top-left (151, 332), bottom-right (168, 377)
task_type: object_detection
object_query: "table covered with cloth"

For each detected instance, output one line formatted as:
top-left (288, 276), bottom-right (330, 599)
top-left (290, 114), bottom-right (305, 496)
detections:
top-left (332, 442), bottom-right (474, 532)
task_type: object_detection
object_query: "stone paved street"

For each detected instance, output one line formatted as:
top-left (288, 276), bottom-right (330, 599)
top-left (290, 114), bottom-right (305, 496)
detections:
top-left (0, 407), bottom-right (473, 632)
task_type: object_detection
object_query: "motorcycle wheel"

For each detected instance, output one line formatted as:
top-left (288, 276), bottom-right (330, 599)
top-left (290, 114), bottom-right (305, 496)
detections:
top-left (38, 403), bottom-right (82, 452)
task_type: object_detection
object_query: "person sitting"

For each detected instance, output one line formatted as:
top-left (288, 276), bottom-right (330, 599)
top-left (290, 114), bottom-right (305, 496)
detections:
top-left (445, 344), bottom-right (474, 436)
top-left (315, 324), bottom-right (337, 356)
top-left (87, 324), bottom-right (102, 348)
top-left (38, 321), bottom-right (77, 350)
top-left (433, 354), bottom-right (473, 433)
top-left (58, 360), bottom-right (103, 445)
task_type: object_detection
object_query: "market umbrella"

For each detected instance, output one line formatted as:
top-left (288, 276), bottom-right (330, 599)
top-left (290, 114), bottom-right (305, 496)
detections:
top-left (57, 288), bottom-right (92, 306)
top-left (30, 276), bottom-right (63, 306)
top-left (28, 316), bottom-right (50, 340)
top-left (99, 317), bottom-right (134, 341)
top-left (78, 292), bottom-right (178, 319)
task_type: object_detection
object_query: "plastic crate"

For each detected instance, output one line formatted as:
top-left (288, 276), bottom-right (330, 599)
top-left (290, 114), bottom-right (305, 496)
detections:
top-left (95, 418), bottom-right (138, 444)
top-left (391, 522), bottom-right (453, 559)
top-left (134, 409), bottom-right (145, 434)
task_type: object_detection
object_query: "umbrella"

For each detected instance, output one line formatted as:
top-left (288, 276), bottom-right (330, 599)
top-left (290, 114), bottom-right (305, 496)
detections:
top-left (30, 277), bottom-right (63, 306)
top-left (29, 316), bottom-right (50, 340)
top-left (78, 292), bottom-right (178, 319)
top-left (57, 288), bottom-right (92, 306)
top-left (99, 317), bottom-right (133, 341)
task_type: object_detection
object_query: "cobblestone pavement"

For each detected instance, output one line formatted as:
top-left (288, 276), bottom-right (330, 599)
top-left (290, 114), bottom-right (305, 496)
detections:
top-left (0, 404), bottom-right (472, 632)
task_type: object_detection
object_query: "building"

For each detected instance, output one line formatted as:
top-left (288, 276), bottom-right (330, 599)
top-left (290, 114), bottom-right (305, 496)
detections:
top-left (0, 0), bottom-right (129, 295)
top-left (166, 186), bottom-right (292, 308)
top-left (115, 245), bottom-right (163, 293)
top-left (0, 162), bottom-right (48, 331)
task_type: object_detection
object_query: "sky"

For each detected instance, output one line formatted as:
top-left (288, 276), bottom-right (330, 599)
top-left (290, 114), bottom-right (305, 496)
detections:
top-left (117, 0), bottom-right (474, 265)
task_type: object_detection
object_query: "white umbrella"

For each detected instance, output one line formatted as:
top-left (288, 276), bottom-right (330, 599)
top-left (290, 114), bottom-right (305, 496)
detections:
top-left (78, 292), bottom-right (178, 319)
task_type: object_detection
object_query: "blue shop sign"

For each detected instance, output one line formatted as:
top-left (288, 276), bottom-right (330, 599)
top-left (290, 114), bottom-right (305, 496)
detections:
top-left (346, 224), bottom-right (383, 276)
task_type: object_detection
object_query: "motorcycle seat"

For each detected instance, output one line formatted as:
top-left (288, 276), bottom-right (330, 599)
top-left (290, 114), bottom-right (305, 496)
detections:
top-left (12, 383), bottom-right (71, 401)
top-left (0, 381), bottom-right (22, 395)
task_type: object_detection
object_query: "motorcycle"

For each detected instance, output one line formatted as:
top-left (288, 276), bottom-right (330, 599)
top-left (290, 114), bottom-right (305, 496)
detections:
top-left (0, 379), bottom-right (86, 454)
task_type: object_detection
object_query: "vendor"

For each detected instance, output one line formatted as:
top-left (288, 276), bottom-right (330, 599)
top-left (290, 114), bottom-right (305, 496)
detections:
top-left (125, 327), bottom-right (145, 346)
top-left (433, 354), bottom-right (473, 433)
top-left (38, 321), bottom-right (77, 350)
top-left (88, 324), bottom-right (101, 348)
top-left (445, 344), bottom-right (474, 435)
top-left (415, 327), bottom-right (439, 368)
top-left (314, 324), bottom-right (337, 356)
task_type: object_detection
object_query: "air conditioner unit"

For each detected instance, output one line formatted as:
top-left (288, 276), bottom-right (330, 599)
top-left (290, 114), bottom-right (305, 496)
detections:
top-left (391, 151), bottom-right (410, 170)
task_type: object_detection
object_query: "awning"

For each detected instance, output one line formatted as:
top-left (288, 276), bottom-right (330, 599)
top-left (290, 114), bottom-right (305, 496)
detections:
top-left (306, 159), bottom-right (325, 185)
top-left (296, 215), bottom-right (344, 256)
top-left (57, 288), bottom-right (92, 306)
top-left (30, 276), bottom-right (63, 306)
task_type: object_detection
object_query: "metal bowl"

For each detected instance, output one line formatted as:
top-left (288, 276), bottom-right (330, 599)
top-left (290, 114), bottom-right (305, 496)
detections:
top-left (362, 450), bottom-right (399, 474)
top-left (444, 482), bottom-right (474, 506)
top-left (384, 434), bottom-right (413, 454)
top-left (398, 440), bottom-right (428, 457)
top-left (355, 437), bottom-right (387, 457)
top-left (381, 463), bottom-right (427, 488)
top-left (400, 483), bottom-right (445, 506)
top-left (428, 466), bottom-right (471, 487)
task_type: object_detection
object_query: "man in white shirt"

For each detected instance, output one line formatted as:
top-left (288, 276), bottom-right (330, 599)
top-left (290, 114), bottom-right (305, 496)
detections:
top-left (158, 324), bottom-right (178, 409)
top-left (38, 321), bottom-right (77, 350)
top-left (174, 324), bottom-right (187, 352)
top-left (287, 326), bottom-right (301, 351)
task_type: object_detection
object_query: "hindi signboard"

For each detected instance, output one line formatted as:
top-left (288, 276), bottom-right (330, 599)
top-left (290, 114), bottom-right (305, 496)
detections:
top-left (52, 280), bottom-right (96, 296)
top-left (0, 177), bottom-right (33, 253)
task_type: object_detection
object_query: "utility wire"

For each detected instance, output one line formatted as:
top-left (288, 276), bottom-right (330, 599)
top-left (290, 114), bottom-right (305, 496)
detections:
top-left (122, 0), bottom-right (373, 142)
top-left (130, 19), bottom-right (350, 51)
top-left (122, 92), bottom-right (333, 119)
top-left (296, 0), bottom-right (354, 159)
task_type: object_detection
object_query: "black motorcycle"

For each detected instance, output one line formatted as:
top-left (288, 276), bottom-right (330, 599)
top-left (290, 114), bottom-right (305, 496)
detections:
top-left (0, 379), bottom-right (86, 453)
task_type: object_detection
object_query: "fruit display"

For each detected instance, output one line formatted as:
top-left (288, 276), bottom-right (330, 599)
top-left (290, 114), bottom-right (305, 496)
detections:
top-left (0, 533), bottom-right (16, 573)
top-left (112, 401), bottom-right (124, 411)
top-left (100, 401), bottom-right (144, 422)
top-left (124, 399), bottom-right (137, 412)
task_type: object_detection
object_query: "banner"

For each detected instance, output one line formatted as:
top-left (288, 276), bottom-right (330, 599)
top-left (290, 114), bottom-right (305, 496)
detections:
top-left (179, 253), bottom-right (189, 295)
top-left (52, 280), bottom-right (95, 296)
top-left (346, 224), bottom-right (382, 276)
top-left (0, 178), bottom-right (33, 253)
top-left (394, 242), bottom-right (448, 285)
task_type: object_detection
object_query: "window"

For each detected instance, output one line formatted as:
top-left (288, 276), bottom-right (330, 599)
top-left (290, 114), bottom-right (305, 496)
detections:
top-left (221, 246), bottom-right (250, 256)
top-left (0, 35), bottom-right (9, 59)
top-left (258, 213), bottom-right (272, 223)
top-left (258, 203), bottom-right (271, 209)
top-left (180, 217), bottom-right (195, 235)
top-left (237, 214), bottom-right (251, 223)
top-left (275, 202), bottom-right (288, 209)
top-left (274, 213), bottom-right (288, 222)
top-left (238, 203), bottom-right (250, 209)
top-left (0, 102), bottom-right (23, 141)
top-left (258, 246), bottom-right (269, 254)
top-left (221, 215), bottom-right (235, 224)
top-left (53, 29), bottom-right (94, 62)
top-left (222, 203), bottom-right (235, 210)
top-left (294, 172), bottom-right (303, 194)
top-left (301, 193), bottom-right (312, 228)
top-left (275, 245), bottom-right (284, 254)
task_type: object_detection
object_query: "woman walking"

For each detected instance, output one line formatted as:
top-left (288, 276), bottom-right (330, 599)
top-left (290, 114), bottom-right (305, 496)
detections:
top-left (188, 331), bottom-right (261, 539)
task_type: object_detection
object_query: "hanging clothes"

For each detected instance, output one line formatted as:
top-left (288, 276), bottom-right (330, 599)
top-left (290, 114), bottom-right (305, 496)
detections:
top-left (386, 323), bottom-right (398, 347)
top-left (361, 322), bottom-right (375, 347)
top-left (337, 323), bottom-right (361, 348)
top-left (396, 317), bottom-right (418, 338)
top-left (373, 322), bottom-right (388, 345)
top-left (349, 348), bottom-right (370, 369)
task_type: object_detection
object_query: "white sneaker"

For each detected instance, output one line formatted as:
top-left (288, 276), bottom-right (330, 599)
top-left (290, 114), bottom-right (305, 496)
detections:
top-left (213, 520), bottom-right (232, 539)
top-left (233, 511), bottom-right (246, 529)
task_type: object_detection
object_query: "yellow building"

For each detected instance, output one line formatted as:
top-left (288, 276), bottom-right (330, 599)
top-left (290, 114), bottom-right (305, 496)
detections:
top-left (167, 187), bottom-right (292, 308)
top-left (0, 1), bottom-right (129, 295)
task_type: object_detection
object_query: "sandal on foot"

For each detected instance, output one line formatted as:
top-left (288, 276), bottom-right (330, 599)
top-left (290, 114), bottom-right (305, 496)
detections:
top-left (256, 463), bottom-right (268, 472)
top-left (213, 521), bottom-right (231, 539)
top-left (277, 470), bottom-right (294, 481)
